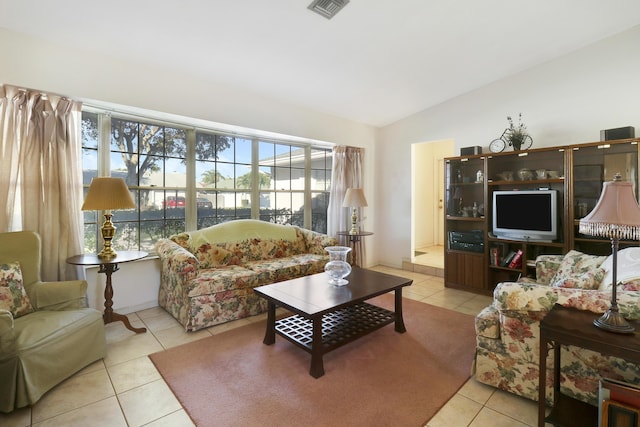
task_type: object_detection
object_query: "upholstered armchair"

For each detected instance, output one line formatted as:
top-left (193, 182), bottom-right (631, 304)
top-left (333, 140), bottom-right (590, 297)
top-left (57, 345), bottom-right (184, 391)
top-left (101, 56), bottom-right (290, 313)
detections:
top-left (0, 231), bottom-right (106, 413)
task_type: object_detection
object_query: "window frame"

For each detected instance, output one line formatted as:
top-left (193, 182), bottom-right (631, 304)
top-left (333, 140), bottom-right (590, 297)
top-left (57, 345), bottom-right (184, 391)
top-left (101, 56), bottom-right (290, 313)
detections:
top-left (81, 107), bottom-right (332, 254)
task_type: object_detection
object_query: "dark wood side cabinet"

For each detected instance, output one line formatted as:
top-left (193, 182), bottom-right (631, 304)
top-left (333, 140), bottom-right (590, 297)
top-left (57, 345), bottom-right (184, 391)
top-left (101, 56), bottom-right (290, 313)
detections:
top-left (538, 304), bottom-right (640, 427)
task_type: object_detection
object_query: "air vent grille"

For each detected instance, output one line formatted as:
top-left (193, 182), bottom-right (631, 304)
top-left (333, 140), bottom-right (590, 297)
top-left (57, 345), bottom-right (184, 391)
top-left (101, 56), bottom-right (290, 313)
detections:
top-left (308, 0), bottom-right (350, 19)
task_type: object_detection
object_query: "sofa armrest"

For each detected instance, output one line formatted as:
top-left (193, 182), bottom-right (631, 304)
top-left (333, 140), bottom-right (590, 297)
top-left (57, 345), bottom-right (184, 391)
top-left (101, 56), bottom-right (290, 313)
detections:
top-left (0, 309), bottom-right (15, 357)
top-left (27, 280), bottom-right (88, 310)
top-left (155, 238), bottom-right (199, 278)
top-left (296, 228), bottom-right (339, 255)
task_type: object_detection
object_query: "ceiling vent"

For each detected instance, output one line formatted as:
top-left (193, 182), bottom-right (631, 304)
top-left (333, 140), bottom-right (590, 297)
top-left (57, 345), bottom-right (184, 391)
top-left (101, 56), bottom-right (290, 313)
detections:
top-left (308, 0), bottom-right (350, 19)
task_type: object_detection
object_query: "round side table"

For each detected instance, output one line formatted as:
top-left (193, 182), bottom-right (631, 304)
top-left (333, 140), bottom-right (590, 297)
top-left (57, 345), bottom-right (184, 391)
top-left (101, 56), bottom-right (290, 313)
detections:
top-left (67, 250), bottom-right (148, 334)
top-left (336, 231), bottom-right (373, 268)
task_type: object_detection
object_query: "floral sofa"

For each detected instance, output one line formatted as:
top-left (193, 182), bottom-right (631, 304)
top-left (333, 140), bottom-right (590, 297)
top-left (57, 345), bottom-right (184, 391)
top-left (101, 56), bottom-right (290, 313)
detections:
top-left (155, 220), bottom-right (338, 331)
top-left (473, 248), bottom-right (640, 406)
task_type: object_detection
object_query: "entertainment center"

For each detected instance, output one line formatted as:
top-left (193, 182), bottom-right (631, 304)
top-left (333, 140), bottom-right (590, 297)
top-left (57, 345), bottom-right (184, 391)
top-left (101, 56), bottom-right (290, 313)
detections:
top-left (444, 137), bottom-right (640, 294)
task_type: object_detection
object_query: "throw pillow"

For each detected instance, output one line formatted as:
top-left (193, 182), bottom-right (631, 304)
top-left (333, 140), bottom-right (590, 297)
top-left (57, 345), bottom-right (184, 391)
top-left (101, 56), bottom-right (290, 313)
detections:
top-left (598, 247), bottom-right (640, 290)
top-left (0, 261), bottom-right (34, 318)
top-left (550, 250), bottom-right (607, 290)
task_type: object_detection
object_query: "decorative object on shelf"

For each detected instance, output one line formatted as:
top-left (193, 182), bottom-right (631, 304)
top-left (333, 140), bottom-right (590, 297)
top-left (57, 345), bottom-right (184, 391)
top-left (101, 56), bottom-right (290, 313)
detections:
top-left (343, 188), bottom-right (368, 235)
top-left (536, 169), bottom-right (547, 179)
top-left (506, 113), bottom-right (532, 151)
top-left (81, 177), bottom-right (135, 259)
top-left (579, 173), bottom-right (640, 333)
top-left (324, 246), bottom-right (352, 286)
top-left (517, 168), bottom-right (534, 181)
top-left (476, 170), bottom-right (484, 183)
top-left (547, 170), bottom-right (560, 178)
top-left (496, 171), bottom-right (514, 181)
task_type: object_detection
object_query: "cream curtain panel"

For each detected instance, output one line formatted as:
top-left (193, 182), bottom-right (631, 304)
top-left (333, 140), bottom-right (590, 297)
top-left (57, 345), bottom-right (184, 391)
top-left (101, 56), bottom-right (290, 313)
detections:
top-left (0, 84), bottom-right (85, 281)
top-left (327, 146), bottom-right (366, 257)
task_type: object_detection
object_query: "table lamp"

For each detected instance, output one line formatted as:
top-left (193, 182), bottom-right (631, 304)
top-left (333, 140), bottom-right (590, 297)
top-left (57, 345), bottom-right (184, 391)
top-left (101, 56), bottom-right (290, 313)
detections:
top-left (82, 177), bottom-right (135, 259)
top-left (579, 173), bottom-right (640, 333)
top-left (343, 188), bottom-right (368, 235)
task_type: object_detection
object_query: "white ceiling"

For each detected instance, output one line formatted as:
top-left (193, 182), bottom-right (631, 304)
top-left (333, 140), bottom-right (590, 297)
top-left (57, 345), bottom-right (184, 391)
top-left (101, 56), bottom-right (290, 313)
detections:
top-left (2, 0), bottom-right (640, 127)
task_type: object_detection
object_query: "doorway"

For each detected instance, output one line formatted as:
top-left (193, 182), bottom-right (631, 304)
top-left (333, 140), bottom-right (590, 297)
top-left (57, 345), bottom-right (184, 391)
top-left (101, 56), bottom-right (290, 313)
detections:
top-left (411, 139), bottom-right (455, 269)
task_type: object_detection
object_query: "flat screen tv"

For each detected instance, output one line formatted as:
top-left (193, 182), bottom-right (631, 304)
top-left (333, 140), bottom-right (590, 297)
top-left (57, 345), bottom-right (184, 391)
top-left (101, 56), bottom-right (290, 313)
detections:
top-left (492, 189), bottom-right (558, 242)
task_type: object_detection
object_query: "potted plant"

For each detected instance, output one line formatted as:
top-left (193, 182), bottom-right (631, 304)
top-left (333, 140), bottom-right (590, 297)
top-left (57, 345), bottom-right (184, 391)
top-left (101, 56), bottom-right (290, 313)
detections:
top-left (506, 113), bottom-right (531, 151)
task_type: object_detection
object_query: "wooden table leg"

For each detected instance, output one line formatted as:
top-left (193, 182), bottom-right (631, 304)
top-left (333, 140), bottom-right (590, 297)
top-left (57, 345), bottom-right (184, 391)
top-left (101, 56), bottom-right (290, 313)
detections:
top-left (538, 332), bottom-right (548, 427)
top-left (394, 288), bottom-right (407, 333)
top-left (263, 301), bottom-right (276, 345)
top-left (310, 316), bottom-right (325, 378)
top-left (99, 263), bottom-right (146, 334)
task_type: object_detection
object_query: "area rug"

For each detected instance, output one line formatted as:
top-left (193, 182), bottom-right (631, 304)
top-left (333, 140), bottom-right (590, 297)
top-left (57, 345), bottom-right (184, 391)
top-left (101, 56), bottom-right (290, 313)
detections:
top-left (149, 295), bottom-right (476, 427)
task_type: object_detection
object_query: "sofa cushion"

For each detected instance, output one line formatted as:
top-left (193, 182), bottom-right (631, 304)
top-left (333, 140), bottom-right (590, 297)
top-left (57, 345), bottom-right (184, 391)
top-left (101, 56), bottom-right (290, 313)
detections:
top-left (0, 261), bottom-right (34, 318)
top-left (245, 254), bottom-right (327, 284)
top-left (550, 250), bottom-right (606, 289)
top-left (188, 265), bottom-right (259, 297)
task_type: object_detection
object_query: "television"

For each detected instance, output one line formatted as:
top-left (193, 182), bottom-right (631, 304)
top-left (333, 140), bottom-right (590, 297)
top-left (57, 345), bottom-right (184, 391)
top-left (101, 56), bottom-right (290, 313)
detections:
top-left (492, 189), bottom-right (558, 242)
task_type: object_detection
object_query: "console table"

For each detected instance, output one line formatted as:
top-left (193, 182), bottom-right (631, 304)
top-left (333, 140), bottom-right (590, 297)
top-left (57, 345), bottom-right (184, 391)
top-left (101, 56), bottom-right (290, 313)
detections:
top-left (67, 250), bottom-right (148, 334)
top-left (538, 304), bottom-right (640, 427)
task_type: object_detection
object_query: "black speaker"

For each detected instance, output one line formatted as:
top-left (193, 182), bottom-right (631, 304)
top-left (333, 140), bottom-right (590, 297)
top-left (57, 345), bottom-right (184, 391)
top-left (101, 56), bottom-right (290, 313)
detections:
top-left (460, 146), bottom-right (482, 156)
top-left (600, 126), bottom-right (635, 141)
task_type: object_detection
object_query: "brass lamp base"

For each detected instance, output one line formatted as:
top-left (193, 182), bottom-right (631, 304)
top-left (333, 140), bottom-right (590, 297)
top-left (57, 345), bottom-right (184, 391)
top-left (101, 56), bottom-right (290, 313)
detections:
top-left (349, 208), bottom-right (359, 235)
top-left (593, 309), bottom-right (635, 334)
top-left (98, 213), bottom-right (118, 259)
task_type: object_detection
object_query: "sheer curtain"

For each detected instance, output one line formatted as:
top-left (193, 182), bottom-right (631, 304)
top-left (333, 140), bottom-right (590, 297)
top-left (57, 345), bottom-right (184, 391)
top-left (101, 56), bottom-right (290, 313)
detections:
top-left (0, 84), bottom-right (85, 281)
top-left (327, 146), bottom-right (367, 262)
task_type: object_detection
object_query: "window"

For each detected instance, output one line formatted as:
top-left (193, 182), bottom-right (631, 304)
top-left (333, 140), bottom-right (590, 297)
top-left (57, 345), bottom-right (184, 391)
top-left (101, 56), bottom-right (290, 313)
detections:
top-left (81, 110), bottom-right (332, 254)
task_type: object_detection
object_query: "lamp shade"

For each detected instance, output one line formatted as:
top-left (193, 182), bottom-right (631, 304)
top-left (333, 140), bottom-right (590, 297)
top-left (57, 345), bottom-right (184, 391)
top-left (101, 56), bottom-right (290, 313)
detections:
top-left (579, 174), bottom-right (640, 240)
top-left (81, 177), bottom-right (135, 211)
top-left (342, 188), bottom-right (368, 208)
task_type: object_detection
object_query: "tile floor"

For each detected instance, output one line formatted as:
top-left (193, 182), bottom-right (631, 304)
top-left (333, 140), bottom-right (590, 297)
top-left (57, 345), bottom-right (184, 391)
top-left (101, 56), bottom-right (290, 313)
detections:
top-left (1, 265), bottom-right (547, 427)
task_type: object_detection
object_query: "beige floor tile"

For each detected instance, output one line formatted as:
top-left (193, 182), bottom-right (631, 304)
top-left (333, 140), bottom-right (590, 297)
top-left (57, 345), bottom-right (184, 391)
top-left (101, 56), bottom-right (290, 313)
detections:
top-left (144, 410), bottom-right (195, 427)
top-left (457, 379), bottom-right (496, 405)
top-left (104, 314), bottom-right (147, 344)
top-left (118, 379), bottom-right (182, 427)
top-left (107, 356), bottom-right (162, 394)
top-left (135, 306), bottom-right (170, 320)
top-left (152, 324), bottom-right (212, 349)
top-left (32, 369), bottom-right (115, 423)
top-left (141, 311), bottom-right (183, 333)
top-left (0, 405), bottom-right (31, 427)
top-left (32, 396), bottom-right (127, 427)
top-left (426, 394), bottom-right (483, 427)
top-left (484, 389), bottom-right (539, 426)
top-left (103, 330), bottom-right (165, 366)
top-left (469, 407), bottom-right (529, 427)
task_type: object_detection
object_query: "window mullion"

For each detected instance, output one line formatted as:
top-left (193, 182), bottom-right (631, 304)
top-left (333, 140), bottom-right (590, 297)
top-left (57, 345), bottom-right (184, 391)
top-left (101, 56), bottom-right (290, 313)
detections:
top-left (185, 128), bottom-right (197, 230)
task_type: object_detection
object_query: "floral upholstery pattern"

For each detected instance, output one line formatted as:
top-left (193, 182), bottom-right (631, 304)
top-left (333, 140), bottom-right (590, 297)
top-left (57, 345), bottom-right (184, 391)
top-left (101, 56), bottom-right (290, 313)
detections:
top-left (549, 250), bottom-right (606, 289)
top-left (155, 220), bottom-right (338, 331)
top-left (0, 261), bottom-right (33, 318)
top-left (473, 253), bottom-right (640, 406)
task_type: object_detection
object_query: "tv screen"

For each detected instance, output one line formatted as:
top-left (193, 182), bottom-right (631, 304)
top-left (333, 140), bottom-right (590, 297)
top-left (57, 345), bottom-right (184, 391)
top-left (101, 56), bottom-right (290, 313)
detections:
top-left (492, 190), bottom-right (558, 241)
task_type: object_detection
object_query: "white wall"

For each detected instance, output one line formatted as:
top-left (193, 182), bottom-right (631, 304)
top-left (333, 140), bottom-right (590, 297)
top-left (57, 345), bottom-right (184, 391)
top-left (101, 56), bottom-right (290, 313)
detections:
top-left (377, 25), bottom-right (640, 268)
top-left (0, 28), bottom-right (377, 313)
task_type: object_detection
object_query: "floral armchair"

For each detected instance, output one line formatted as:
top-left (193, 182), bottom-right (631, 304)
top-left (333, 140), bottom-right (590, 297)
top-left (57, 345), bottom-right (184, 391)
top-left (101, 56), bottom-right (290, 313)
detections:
top-left (473, 249), bottom-right (640, 406)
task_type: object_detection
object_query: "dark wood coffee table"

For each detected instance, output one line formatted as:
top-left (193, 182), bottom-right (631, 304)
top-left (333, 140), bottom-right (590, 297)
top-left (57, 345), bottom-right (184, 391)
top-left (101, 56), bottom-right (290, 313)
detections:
top-left (253, 267), bottom-right (413, 378)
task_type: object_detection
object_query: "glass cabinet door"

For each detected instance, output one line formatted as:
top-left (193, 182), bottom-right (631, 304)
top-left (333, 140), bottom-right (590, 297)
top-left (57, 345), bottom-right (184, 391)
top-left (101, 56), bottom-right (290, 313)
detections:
top-left (445, 157), bottom-right (485, 219)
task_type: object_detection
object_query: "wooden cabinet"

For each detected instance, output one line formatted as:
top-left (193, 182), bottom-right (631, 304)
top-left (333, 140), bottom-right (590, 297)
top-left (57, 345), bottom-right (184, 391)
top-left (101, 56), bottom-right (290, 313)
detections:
top-left (570, 140), bottom-right (640, 255)
top-left (444, 138), bottom-right (640, 294)
top-left (444, 156), bottom-right (487, 292)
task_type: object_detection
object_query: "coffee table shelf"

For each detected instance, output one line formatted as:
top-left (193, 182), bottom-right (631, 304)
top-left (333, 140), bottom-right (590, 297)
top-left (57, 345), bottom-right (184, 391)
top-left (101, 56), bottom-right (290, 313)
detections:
top-left (275, 302), bottom-right (395, 353)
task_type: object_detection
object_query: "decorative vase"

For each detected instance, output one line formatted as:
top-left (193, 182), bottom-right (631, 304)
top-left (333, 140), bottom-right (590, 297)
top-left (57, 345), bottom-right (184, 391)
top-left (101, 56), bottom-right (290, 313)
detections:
top-left (324, 246), bottom-right (352, 286)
